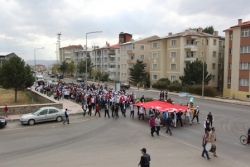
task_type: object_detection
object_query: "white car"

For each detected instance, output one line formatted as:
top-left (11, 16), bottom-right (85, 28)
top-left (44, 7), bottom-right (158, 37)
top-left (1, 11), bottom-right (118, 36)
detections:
top-left (20, 107), bottom-right (65, 125)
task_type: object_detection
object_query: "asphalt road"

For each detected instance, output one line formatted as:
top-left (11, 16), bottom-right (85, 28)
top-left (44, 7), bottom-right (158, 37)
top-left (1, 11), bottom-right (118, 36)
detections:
top-left (17, 74), bottom-right (249, 166)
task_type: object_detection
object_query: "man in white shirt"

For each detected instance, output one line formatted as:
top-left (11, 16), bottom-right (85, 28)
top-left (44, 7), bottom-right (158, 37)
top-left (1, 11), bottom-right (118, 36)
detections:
top-left (155, 115), bottom-right (161, 136)
top-left (138, 105), bottom-right (145, 120)
top-left (185, 107), bottom-right (192, 125)
top-left (130, 102), bottom-right (134, 118)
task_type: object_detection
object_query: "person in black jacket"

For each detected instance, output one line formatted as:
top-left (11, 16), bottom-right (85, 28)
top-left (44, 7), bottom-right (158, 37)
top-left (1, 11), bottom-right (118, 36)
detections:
top-left (63, 108), bottom-right (69, 124)
top-left (192, 106), bottom-right (200, 124)
top-left (176, 109), bottom-right (183, 127)
top-left (166, 116), bottom-right (173, 135)
top-left (138, 148), bottom-right (151, 167)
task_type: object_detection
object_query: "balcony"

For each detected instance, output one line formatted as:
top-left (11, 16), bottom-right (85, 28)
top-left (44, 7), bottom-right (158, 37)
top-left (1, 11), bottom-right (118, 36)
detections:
top-left (184, 44), bottom-right (197, 51)
top-left (127, 59), bottom-right (134, 64)
top-left (108, 68), bottom-right (116, 72)
top-left (108, 52), bottom-right (116, 57)
top-left (184, 56), bottom-right (197, 62)
top-left (127, 50), bottom-right (134, 55)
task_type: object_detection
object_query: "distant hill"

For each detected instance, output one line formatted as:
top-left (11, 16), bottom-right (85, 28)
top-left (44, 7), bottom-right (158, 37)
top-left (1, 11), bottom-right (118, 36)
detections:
top-left (25, 60), bottom-right (58, 67)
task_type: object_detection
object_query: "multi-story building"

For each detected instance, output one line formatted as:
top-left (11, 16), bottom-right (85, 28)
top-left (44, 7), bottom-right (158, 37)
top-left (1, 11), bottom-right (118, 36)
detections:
top-left (148, 28), bottom-right (225, 89)
top-left (0, 52), bottom-right (17, 66)
top-left (223, 19), bottom-right (250, 99)
top-left (119, 35), bottom-right (159, 82)
top-left (59, 45), bottom-right (83, 64)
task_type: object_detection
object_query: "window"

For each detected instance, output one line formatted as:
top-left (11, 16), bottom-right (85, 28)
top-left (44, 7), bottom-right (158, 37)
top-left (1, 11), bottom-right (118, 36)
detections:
top-left (171, 63), bottom-right (176, 70)
top-left (152, 42), bottom-right (157, 48)
top-left (213, 39), bottom-right (217, 46)
top-left (212, 63), bottom-right (216, 69)
top-left (170, 52), bottom-right (176, 58)
top-left (228, 63), bottom-right (232, 70)
top-left (228, 77), bottom-right (231, 84)
top-left (49, 109), bottom-right (58, 114)
top-left (213, 51), bottom-right (216, 58)
top-left (140, 55), bottom-right (144, 59)
top-left (207, 40), bottom-right (209, 45)
top-left (118, 65), bottom-right (120, 69)
top-left (201, 39), bottom-right (204, 45)
top-left (118, 49), bottom-right (120, 54)
top-left (152, 53), bottom-right (158, 58)
top-left (240, 46), bottom-right (250, 53)
top-left (39, 109), bottom-right (48, 115)
top-left (132, 44), bottom-right (135, 49)
top-left (240, 62), bottom-right (250, 70)
top-left (241, 29), bottom-right (250, 37)
top-left (152, 75), bottom-right (157, 80)
top-left (152, 64), bottom-right (157, 70)
top-left (170, 75), bottom-right (176, 81)
top-left (124, 73), bottom-right (127, 78)
top-left (121, 73), bottom-right (123, 77)
top-left (219, 41), bottom-right (223, 47)
top-left (211, 75), bottom-right (215, 80)
top-left (140, 45), bottom-right (145, 50)
top-left (239, 78), bottom-right (249, 86)
top-left (219, 52), bottom-right (223, 58)
top-left (218, 63), bottom-right (222, 69)
top-left (218, 75), bottom-right (222, 81)
top-left (171, 40), bottom-right (177, 46)
top-left (230, 34), bottom-right (233, 40)
top-left (118, 57), bottom-right (120, 61)
top-left (201, 51), bottom-right (204, 57)
top-left (186, 40), bottom-right (189, 44)
top-left (229, 48), bottom-right (232, 55)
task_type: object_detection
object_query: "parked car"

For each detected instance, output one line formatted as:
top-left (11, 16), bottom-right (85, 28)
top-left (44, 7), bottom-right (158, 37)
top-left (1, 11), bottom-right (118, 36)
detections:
top-left (121, 82), bottom-right (130, 89)
top-left (50, 74), bottom-right (55, 78)
top-left (20, 107), bottom-right (65, 125)
top-left (76, 78), bottom-right (84, 82)
top-left (0, 117), bottom-right (7, 128)
top-left (57, 75), bottom-right (64, 79)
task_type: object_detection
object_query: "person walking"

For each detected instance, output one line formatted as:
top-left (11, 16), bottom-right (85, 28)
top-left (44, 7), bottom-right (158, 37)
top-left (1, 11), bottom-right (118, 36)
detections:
top-left (201, 131), bottom-right (211, 160)
top-left (130, 102), bottom-right (134, 118)
top-left (138, 105), bottom-right (145, 120)
top-left (172, 110), bottom-right (177, 128)
top-left (185, 107), bottom-right (192, 125)
top-left (209, 127), bottom-right (217, 157)
top-left (3, 104), bottom-right (8, 117)
top-left (63, 108), bottom-right (70, 124)
top-left (163, 110), bottom-right (168, 128)
top-left (192, 106), bottom-right (200, 123)
top-left (88, 101), bottom-right (92, 116)
top-left (155, 115), bottom-right (161, 136)
top-left (204, 117), bottom-right (211, 133)
top-left (176, 109), bottom-right (183, 127)
top-left (149, 115), bottom-right (155, 137)
top-left (138, 148), bottom-right (151, 167)
top-left (166, 115), bottom-right (173, 136)
top-left (207, 112), bottom-right (214, 127)
top-left (104, 104), bottom-right (110, 118)
top-left (95, 103), bottom-right (101, 117)
top-left (82, 103), bottom-right (87, 116)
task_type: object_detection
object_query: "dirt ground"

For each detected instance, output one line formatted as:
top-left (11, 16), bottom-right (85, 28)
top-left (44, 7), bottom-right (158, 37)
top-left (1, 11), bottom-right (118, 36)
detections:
top-left (0, 88), bottom-right (37, 106)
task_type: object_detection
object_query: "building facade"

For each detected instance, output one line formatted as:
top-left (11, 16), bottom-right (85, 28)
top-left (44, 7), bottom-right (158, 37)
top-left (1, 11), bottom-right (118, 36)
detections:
top-left (149, 28), bottom-right (224, 89)
top-left (59, 45), bottom-right (83, 64)
top-left (0, 52), bottom-right (17, 66)
top-left (119, 35), bottom-right (159, 82)
top-left (223, 19), bottom-right (250, 99)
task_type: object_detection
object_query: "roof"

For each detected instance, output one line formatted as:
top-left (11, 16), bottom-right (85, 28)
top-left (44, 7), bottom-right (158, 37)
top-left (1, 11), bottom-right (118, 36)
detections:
top-left (149, 29), bottom-right (223, 42)
top-left (0, 52), bottom-right (14, 56)
top-left (224, 20), bottom-right (250, 32)
top-left (120, 35), bottom-right (159, 45)
top-left (60, 45), bottom-right (83, 49)
top-left (95, 44), bottom-right (120, 50)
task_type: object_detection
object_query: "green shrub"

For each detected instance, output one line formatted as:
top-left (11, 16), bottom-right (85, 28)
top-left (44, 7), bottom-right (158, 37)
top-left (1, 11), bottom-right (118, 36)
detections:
top-left (167, 83), bottom-right (182, 92)
top-left (187, 85), bottom-right (216, 97)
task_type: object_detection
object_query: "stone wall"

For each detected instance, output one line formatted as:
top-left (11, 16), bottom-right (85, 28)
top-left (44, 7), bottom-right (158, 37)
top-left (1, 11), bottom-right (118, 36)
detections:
top-left (0, 90), bottom-right (63, 115)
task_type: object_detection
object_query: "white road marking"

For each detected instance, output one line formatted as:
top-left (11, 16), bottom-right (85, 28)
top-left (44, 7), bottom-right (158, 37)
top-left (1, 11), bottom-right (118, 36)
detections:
top-left (234, 142), bottom-right (245, 147)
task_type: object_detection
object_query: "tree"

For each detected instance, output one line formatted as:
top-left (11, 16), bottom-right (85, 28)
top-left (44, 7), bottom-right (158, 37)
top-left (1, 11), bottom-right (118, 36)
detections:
top-left (58, 61), bottom-right (68, 75)
top-left (129, 60), bottom-right (146, 85)
top-left (179, 60), bottom-right (212, 86)
top-left (51, 64), bottom-right (59, 74)
top-left (67, 61), bottom-right (76, 76)
top-left (0, 56), bottom-right (35, 102)
top-left (77, 59), bottom-right (94, 78)
top-left (100, 72), bottom-right (109, 82)
top-left (203, 26), bottom-right (214, 34)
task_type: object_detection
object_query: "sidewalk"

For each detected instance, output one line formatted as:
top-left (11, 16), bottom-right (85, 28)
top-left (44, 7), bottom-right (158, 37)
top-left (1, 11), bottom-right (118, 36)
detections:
top-left (4, 97), bottom-right (83, 122)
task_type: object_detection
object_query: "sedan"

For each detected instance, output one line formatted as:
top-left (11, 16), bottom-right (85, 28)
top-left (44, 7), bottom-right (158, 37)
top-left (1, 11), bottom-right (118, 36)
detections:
top-left (121, 83), bottom-right (130, 89)
top-left (76, 78), bottom-right (84, 82)
top-left (20, 107), bottom-right (65, 125)
top-left (0, 117), bottom-right (7, 128)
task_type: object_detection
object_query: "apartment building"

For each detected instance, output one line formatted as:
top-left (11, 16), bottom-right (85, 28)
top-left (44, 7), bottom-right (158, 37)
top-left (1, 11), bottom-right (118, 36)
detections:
top-left (59, 45), bottom-right (83, 64)
top-left (0, 52), bottom-right (17, 66)
top-left (119, 35), bottom-right (159, 82)
top-left (149, 28), bottom-right (225, 89)
top-left (223, 19), bottom-right (250, 99)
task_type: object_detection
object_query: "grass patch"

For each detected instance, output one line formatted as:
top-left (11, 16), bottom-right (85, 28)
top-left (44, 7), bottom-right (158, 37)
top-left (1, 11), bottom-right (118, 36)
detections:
top-left (0, 88), bottom-right (39, 105)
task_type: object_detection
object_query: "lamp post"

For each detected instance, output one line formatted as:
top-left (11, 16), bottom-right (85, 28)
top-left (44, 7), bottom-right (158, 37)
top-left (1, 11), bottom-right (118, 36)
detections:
top-left (202, 60), bottom-right (204, 97)
top-left (85, 31), bottom-right (102, 87)
top-left (34, 47), bottom-right (44, 72)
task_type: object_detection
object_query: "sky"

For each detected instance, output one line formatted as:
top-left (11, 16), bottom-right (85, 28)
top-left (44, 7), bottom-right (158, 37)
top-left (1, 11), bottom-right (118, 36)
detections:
top-left (0, 0), bottom-right (250, 62)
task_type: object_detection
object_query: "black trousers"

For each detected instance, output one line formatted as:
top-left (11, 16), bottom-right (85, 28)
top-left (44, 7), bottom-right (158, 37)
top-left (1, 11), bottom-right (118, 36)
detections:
top-left (95, 110), bottom-right (101, 117)
top-left (88, 106), bottom-right (92, 116)
top-left (176, 118), bottom-right (183, 127)
top-left (104, 110), bottom-right (110, 118)
top-left (166, 126), bottom-right (172, 135)
top-left (138, 114), bottom-right (144, 120)
top-left (156, 126), bottom-right (160, 135)
top-left (63, 117), bottom-right (69, 124)
top-left (151, 127), bottom-right (155, 136)
top-left (130, 111), bottom-right (134, 118)
top-left (192, 115), bottom-right (199, 123)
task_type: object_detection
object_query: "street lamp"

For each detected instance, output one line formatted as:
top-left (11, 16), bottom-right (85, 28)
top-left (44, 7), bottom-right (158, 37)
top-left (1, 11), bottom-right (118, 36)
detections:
top-left (85, 31), bottom-right (102, 86)
top-left (34, 47), bottom-right (44, 72)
